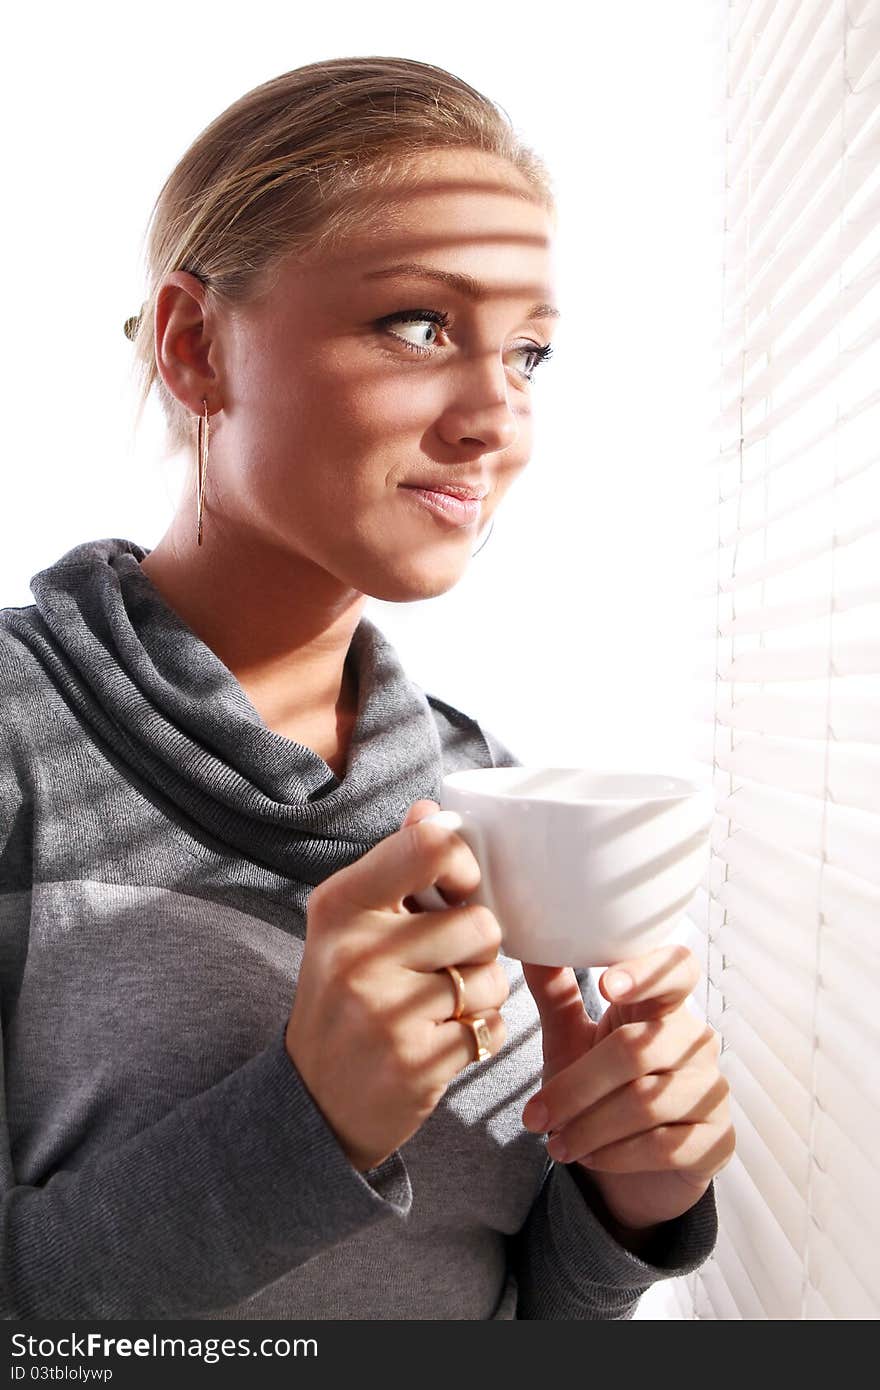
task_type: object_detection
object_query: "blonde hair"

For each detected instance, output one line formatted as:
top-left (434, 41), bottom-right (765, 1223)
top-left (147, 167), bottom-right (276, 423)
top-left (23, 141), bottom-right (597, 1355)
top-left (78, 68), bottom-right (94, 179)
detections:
top-left (126, 55), bottom-right (557, 456)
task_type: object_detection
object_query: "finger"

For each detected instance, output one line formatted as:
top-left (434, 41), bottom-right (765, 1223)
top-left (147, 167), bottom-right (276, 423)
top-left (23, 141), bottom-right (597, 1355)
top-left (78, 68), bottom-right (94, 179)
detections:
top-left (419, 959), bottom-right (510, 1024)
top-left (545, 1069), bottom-right (731, 1165)
top-left (522, 961), bottom-right (583, 1039)
top-left (520, 961), bottom-right (595, 1073)
top-left (599, 944), bottom-right (700, 1019)
top-left (573, 1118), bottom-right (737, 1181)
top-left (397, 901), bottom-right (503, 971)
top-left (523, 1010), bottom-right (714, 1133)
top-left (318, 814), bottom-right (481, 917)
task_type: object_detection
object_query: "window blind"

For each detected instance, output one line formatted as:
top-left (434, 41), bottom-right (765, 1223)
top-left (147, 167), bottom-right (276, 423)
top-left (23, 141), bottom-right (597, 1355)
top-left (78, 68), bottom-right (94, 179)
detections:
top-left (676, 0), bottom-right (879, 1320)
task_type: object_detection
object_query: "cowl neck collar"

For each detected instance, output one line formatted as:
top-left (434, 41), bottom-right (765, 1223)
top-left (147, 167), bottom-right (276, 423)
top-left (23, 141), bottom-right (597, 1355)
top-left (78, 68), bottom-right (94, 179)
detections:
top-left (28, 537), bottom-right (447, 881)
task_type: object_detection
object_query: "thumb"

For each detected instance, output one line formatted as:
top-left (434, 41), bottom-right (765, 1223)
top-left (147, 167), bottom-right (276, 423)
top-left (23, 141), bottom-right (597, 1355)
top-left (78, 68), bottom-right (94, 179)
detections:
top-left (400, 800), bottom-right (442, 914)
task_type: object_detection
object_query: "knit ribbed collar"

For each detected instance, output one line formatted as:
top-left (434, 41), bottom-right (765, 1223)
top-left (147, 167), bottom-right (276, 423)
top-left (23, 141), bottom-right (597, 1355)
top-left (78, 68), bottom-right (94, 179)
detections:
top-left (28, 537), bottom-right (447, 881)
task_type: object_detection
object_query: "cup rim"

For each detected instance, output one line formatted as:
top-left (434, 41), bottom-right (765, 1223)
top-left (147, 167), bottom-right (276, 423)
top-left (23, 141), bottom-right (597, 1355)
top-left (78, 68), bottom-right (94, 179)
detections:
top-left (441, 767), bottom-right (711, 805)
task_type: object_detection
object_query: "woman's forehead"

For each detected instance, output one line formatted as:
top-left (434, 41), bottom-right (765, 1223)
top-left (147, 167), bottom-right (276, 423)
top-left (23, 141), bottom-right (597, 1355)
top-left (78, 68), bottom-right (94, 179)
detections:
top-left (255, 155), bottom-right (556, 311)
top-left (327, 195), bottom-right (554, 288)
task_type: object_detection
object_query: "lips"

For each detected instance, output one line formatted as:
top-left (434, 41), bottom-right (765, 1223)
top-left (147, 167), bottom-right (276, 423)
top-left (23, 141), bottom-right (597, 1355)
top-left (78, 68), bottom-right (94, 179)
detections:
top-left (401, 486), bottom-right (483, 528)
top-left (401, 482), bottom-right (489, 502)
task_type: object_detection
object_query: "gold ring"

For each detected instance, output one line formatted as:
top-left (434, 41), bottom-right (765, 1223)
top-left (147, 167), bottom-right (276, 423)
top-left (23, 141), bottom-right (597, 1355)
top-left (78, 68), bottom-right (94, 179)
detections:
top-left (442, 964), bottom-right (466, 1020)
top-left (463, 1016), bottom-right (492, 1064)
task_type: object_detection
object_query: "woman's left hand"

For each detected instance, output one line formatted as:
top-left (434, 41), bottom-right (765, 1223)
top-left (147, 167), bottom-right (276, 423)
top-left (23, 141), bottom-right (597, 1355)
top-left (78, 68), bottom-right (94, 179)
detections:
top-left (520, 944), bottom-right (735, 1233)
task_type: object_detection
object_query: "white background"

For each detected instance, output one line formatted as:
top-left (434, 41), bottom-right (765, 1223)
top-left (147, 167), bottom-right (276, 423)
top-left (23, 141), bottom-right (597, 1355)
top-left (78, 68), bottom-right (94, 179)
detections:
top-left (0, 0), bottom-right (726, 783)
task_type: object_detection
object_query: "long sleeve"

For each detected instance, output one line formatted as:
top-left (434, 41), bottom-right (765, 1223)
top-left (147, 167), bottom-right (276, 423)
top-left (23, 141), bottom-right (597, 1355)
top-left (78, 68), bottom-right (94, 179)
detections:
top-left (508, 1159), bottom-right (717, 1319)
top-left (0, 1024), bottom-right (411, 1319)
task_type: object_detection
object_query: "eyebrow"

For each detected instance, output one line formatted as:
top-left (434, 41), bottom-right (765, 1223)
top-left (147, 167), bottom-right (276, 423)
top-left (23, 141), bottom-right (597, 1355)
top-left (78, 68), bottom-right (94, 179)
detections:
top-left (362, 262), bottom-right (561, 320)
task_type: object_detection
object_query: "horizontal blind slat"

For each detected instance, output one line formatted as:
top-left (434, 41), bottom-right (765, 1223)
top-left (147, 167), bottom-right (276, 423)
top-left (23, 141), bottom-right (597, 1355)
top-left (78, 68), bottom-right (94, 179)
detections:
top-left (724, 332), bottom-right (880, 450)
top-left (718, 999), bottom-right (880, 1173)
top-left (696, 514), bottom-right (880, 595)
top-left (704, 736), bottom-right (880, 814)
top-left (715, 1157), bottom-right (803, 1318)
top-left (695, 1257), bottom-right (744, 1320)
top-left (709, 780), bottom-right (880, 887)
top-left (727, 1), bottom-right (878, 160)
top-left (717, 967), bottom-right (813, 1087)
top-left (713, 400), bottom-right (880, 504)
top-left (724, 1059), bottom-right (809, 1207)
top-left (806, 1227), bottom-right (878, 1319)
top-left (712, 828), bottom-right (880, 941)
top-left (814, 1050), bottom-right (880, 1178)
top-left (712, 892), bottom-right (879, 1031)
top-left (720, 1008), bottom-right (812, 1143)
top-left (714, 922), bottom-right (814, 1036)
top-left (719, 637), bottom-right (880, 681)
top-left (725, 98), bottom-right (879, 312)
top-left (814, 995), bottom-right (880, 1114)
top-left (669, 1277), bottom-right (695, 1321)
top-left (728, 2), bottom-right (859, 189)
top-left (713, 455), bottom-right (880, 551)
top-left (699, 689), bottom-right (880, 744)
top-left (705, 580), bottom-right (880, 638)
top-left (705, 388), bottom-right (879, 499)
top-left (706, 1228), bottom-right (767, 1319)
top-left (724, 282), bottom-right (880, 412)
top-left (810, 1164), bottom-right (880, 1301)
top-left (727, 189), bottom-right (880, 364)
top-left (727, 0), bottom-right (791, 94)
top-left (727, 0), bottom-right (838, 147)
top-left (818, 934), bottom-right (880, 1050)
top-left (727, 82), bottom-right (880, 259)
top-left (803, 1285), bottom-right (836, 1320)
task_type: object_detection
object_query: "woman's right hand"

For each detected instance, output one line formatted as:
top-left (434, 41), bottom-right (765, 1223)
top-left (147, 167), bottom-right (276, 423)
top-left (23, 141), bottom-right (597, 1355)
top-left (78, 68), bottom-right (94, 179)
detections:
top-left (284, 801), bottom-right (509, 1172)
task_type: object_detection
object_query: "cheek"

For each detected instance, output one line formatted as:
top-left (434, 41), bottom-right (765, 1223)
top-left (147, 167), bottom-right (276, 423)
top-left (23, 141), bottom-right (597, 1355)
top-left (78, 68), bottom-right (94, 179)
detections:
top-left (329, 370), bottom-right (429, 441)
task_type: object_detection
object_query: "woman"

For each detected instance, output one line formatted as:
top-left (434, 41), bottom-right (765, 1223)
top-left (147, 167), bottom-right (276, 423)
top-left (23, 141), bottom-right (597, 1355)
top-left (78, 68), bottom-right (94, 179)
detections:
top-left (0, 56), bottom-right (732, 1320)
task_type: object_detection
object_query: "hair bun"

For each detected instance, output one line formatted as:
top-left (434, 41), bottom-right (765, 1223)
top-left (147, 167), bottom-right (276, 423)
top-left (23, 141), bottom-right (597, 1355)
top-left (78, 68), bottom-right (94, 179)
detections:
top-left (123, 312), bottom-right (142, 342)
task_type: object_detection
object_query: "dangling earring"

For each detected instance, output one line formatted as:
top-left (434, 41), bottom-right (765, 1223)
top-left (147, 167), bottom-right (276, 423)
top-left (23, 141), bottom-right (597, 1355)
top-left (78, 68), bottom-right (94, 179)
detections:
top-left (196, 398), bottom-right (210, 546)
top-left (471, 518), bottom-right (494, 557)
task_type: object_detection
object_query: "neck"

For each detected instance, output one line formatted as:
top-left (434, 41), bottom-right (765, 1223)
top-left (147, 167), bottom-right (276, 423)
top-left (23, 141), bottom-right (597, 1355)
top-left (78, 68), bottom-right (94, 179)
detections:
top-left (138, 512), bottom-right (367, 731)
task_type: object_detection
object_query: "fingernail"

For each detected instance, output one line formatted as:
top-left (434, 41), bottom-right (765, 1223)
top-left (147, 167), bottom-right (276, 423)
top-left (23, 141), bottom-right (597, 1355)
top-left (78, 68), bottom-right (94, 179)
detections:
top-left (422, 810), bottom-right (463, 832)
top-left (605, 970), bottom-right (633, 998)
top-left (548, 1135), bottom-right (568, 1162)
top-left (522, 1100), bottom-right (548, 1132)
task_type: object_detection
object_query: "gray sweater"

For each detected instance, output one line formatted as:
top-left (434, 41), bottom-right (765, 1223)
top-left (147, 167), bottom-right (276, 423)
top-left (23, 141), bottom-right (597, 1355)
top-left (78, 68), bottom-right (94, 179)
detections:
top-left (0, 537), bottom-right (716, 1320)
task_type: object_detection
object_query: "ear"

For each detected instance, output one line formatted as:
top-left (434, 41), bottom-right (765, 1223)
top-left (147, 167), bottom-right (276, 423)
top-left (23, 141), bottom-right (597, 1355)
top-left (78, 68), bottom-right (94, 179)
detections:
top-left (154, 270), bottom-right (221, 417)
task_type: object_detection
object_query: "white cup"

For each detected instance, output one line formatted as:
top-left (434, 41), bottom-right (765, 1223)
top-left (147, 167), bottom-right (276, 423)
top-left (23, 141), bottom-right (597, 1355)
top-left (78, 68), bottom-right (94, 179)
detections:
top-left (412, 768), bottom-right (714, 967)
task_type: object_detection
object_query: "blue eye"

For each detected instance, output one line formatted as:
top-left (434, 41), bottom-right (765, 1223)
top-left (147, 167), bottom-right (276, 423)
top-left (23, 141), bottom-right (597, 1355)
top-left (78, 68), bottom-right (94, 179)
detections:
top-left (376, 308), bottom-right (555, 382)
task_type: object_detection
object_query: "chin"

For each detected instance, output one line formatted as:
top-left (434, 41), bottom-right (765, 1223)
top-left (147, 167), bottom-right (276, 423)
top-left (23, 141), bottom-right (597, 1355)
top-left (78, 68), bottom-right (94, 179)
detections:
top-left (360, 552), bottom-right (469, 604)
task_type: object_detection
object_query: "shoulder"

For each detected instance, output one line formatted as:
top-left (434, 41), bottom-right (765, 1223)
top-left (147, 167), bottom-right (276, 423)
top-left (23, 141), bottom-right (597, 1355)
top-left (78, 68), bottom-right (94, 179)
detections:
top-left (424, 691), bottom-right (521, 770)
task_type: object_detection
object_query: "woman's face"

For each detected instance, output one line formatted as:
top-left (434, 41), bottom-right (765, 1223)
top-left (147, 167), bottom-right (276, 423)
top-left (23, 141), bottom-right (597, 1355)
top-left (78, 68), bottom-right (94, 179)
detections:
top-left (174, 147), bottom-right (559, 603)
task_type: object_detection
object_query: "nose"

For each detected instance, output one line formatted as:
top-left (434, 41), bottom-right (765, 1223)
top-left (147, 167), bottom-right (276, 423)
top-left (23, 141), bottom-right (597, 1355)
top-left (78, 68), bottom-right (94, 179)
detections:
top-left (436, 351), bottom-right (521, 454)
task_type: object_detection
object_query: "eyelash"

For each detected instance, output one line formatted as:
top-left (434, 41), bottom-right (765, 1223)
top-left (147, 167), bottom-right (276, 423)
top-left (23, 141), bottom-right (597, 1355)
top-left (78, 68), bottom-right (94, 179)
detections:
top-left (376, 308), bottom-right (555, 382)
